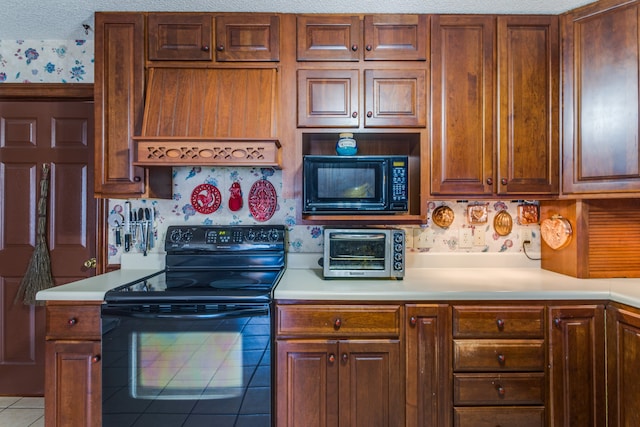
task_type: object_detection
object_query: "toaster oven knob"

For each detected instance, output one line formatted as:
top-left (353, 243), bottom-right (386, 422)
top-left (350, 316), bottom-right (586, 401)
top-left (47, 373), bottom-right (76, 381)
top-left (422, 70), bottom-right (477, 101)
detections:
top-left (394, 233), bottom-right (404, 244)
top-left (394, 253), bottom-right (403, 261)
top-left (395, 243), bottom-right (403, 253)
top-left (394, 261), bottom-right (403, 271)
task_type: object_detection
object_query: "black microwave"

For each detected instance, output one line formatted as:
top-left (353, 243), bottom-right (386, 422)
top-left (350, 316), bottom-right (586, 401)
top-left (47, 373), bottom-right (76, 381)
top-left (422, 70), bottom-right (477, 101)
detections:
top-left (303, 155), bottom-right (409, 214)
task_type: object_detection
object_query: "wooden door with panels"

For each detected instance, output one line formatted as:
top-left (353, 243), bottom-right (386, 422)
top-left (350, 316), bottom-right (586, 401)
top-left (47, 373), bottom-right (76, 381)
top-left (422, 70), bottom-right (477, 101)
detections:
top-left (0, 86), bottom-right (97, 395)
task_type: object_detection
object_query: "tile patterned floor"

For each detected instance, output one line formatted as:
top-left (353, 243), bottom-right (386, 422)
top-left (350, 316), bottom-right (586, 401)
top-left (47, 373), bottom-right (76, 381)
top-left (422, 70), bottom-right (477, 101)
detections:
top-left (0, 397), bottom-right (44, 427)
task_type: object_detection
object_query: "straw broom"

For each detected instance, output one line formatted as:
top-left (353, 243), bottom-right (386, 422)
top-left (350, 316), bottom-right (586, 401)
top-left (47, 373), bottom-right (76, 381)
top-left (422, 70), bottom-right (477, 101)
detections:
top-left (14, 163), bottom-right (55, 306)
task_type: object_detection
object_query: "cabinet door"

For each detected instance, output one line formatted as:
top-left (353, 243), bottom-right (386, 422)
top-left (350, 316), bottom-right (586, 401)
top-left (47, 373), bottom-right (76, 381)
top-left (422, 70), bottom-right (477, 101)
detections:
top-left (405, 305), bottom-right (450, 427)
top-left (562, 1), bottom-right (640, 194)
top-left (339, 340), bottom-right (404, 427)
top-left (431, 15), bottom-right (495, 195)
top-left (45, 341), bottom-right (101, 427)
top-left (363, 15), bottom-right (428, 61)
top-left (297, 69), bottom-right (359, 127)
top-left (364, 69), bottom-right (426, 127)
top-left (94, 13), bottom-right (146, 197)
top-left (297, 15), bottom-right (361, 61)
top-left (607, 303), bottom-right (640, 427)
top-left (548, 305), bottom-right (606, 427)
top-left (215, 15), bottom-right (280, 61)
top-left (497, 16), bottom-right (559, 195)
top-left (147, 14), bottom-right (213, 61)
top-left (276, 340), bottom-right (339, 427)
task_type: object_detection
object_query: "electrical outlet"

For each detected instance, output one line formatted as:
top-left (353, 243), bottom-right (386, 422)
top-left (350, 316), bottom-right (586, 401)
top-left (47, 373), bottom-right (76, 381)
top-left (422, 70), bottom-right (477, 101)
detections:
top-left (414, 228), bottom-right (434, 249)
top-left (459, 228), bottom-right (473, 249)
top-left (473, 227), bottom-right (486, 246)
top-left (404, 228), bottom-right (414, 249)
top-left (520, 227), bottom-right (533, 243)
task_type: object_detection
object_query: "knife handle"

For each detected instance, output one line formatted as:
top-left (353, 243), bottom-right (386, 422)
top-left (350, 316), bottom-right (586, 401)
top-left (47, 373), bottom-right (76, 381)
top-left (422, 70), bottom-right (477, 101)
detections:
top-left (124, 234), bottom-right (131, 252)
top-left (115, 228), bottom-right (122, 246)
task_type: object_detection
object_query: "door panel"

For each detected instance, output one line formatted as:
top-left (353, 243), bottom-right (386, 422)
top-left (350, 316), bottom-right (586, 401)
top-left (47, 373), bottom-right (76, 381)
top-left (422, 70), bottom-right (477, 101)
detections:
top-left (0, 100), bottom-right (96, 395)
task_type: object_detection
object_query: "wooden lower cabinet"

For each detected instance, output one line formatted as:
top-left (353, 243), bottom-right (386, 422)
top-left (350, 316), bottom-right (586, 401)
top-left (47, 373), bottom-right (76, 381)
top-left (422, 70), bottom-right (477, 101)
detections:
top-left (451, 304), bottom-right (546, 427)
top-left (275, 303), bottom-right (404, 427)
top-left (405, 304), bottom-right (450, 427)
top-left (548, 304), bottom-right (606, 427)
top-left (607, 302), bottom-right (640, 427)
top-left (44, 302), bottom-right (102, 427)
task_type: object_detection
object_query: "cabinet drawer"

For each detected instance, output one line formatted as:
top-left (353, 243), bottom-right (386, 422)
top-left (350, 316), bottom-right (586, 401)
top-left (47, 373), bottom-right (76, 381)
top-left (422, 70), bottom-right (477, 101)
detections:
top-left (453, 339), bottom-right (545, 371)
top-left (276, 304), bottom-right (401, 337)
top-left (453, 373), bottom-right (545, 405)
top-left (46, 304), bottom-right (101, 340)
top-left (454, 407), bottom-right (545, 427)
top-left (453, 306), bottom-right (544, 338)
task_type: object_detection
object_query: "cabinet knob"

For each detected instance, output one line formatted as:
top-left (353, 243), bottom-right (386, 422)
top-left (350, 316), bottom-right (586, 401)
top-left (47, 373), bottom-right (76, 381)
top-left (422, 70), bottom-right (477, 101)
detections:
top-left (92, 355), bottom-right (101, 363)
top-left (366, 111), bottom-right (373, 118)
top-left (202, 45), bottom-right (210, 52)
top-left (83, 258), bottom-right (97, 269)
top-left (501, 178), bottom-right (508, 186)
top-left (68, 318), bottom-right (77, 326)
top-left (496, 384), bottom-right (506, 397)
top-left (496, 318), bottom-right (505, 330)
top-left (351, 44), bottom-right (358, 52)
top-left (410, 316), bottom-right (417, 326)
top-left (328, 353), bottom-right (336, 363)
top-left (553, 318), bottom-right (561, 328)
top-left (133, 176), bottom-right (141, 183)
top-left (351, 111), bottom-right (358, 118)
top-left (334, 318), bottom-right (342, 329)
top-left (217, 44), bottom-right (225, 52)
top-left (342, 353), bottom-right (348, 363)
top-left (497, 353), bottom-right (506, 365)
top-left (366, 44), bottom-right (373, 51)
top-left (486, 177), bottom-right (493, 185)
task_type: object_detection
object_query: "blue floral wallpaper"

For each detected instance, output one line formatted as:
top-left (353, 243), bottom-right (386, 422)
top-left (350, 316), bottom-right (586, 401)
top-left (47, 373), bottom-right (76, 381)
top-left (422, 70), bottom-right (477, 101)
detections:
top-left (0, 41), bottom-right (542, 263)
top-left (0, 40), bottom-right (93, 83)
top-left (106, 166), bottom-right (541, 264)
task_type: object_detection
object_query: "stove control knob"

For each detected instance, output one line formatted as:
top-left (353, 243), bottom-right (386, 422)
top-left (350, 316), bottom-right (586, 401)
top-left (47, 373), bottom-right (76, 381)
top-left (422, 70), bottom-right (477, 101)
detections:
top-left (269, 229), bottom-right (280, 242)
top-left (246, 229), bottom-right (256, 242)
top-left (258, 230), bottom-right (269, 242)
top-left (182, 230), bottom-right (193, 243)
top-left (169, 229), bottom-right (183, 243)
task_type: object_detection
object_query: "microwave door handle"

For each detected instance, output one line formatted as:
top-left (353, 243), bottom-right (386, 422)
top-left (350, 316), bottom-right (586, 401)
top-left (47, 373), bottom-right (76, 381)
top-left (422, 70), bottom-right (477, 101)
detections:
top-left (103, 306), bottom-right (269, 320)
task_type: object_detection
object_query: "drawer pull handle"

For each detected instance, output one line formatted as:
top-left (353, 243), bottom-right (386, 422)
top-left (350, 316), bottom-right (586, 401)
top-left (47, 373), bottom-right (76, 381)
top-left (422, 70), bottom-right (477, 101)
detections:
top-left (342, 353), bottom-right (348, 363)
top-left (334, 318), bottom-right (342, 329)
top-left (497, 353), bottom-right (506, 365)
top-left (496, 384), bottom-right (506, 397)
top-left (328, 354), bottom-right (336, 363)
top-left (410, 316), bottom-right (417, 326)
top-left (68, 318), bottom-right (78, 326)
top-left (496, 318), bottom-right (505, 330)
top-left (92, 355), bottom-right (101, 363)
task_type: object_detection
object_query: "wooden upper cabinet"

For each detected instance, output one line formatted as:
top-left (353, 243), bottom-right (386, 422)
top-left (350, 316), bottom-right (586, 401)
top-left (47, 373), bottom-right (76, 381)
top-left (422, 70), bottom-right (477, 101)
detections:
top-left (297, 69), bottom-right (360, 127)
top-left (215, 15), bottom-right (280, 61)
top-left (430, 15), bottom-right (495, 196)
top-left (147, 13), bottom-right (213, 61)
top-left (562, 0), bottom-right (640, 194)
top-left (497, 15), bottom-right (559, 195)
top-left (364, 69), bottom-right (427, 127)
top-left (363, 15), bottom-right (428, 61)
top-left (297, 14), bottom-right (427, 61)
top-left (94, 12), bottom-right (146, 197)
top-left (297, 15), bottom-right (361, 61)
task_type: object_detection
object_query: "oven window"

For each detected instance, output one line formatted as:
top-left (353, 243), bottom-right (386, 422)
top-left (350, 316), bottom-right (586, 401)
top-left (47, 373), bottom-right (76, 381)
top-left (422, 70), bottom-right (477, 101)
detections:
top-left (132, 331), bottom-right (243, 400)
top-left (328, 233), bottom-right (387, 270)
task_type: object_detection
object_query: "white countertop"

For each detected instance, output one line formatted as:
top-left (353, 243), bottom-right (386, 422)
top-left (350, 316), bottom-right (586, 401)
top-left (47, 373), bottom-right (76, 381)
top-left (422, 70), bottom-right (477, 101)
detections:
top-left (35, 252), bottom-right (640, 308)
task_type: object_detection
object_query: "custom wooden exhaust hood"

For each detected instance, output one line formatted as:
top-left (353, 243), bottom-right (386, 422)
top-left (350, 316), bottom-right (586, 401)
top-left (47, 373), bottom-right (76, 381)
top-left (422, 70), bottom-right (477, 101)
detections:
top-left (134, 67), bottom-right (281, 167)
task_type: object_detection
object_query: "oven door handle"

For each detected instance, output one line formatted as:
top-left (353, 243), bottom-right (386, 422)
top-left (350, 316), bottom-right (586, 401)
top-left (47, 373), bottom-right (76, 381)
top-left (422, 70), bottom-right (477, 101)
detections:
top-left (103, 306), bottom-right (269, 320)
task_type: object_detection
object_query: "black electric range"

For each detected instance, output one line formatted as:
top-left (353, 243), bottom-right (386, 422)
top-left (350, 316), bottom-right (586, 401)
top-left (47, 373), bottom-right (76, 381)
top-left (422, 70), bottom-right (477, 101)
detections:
top-left (104, 224), bottom-right (286, 304)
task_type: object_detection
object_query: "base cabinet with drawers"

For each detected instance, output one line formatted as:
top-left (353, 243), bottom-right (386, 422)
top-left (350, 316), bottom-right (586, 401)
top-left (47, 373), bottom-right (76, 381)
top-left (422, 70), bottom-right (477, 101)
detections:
top-left (275, 303), bottom-right (405, 427)
top-left (451, 305), bottom-right (546, 427)
top-left (44, 302), bottom-right (102, 427)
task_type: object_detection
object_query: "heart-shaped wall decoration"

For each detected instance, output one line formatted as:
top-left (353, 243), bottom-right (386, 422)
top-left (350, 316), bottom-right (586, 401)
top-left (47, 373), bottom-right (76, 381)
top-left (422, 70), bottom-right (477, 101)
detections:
top-left (540, 216), bottom-right (573, 250)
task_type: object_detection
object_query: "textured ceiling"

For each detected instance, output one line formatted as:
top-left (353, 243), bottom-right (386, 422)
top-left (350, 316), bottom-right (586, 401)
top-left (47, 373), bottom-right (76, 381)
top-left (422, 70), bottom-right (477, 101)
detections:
top-left (1, 0), bottom-right (596, 40)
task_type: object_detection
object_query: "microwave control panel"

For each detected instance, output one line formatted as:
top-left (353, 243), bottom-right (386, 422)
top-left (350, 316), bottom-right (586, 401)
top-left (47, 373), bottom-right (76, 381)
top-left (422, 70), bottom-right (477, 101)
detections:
top-left (390, 163), bottom-right (408, 210)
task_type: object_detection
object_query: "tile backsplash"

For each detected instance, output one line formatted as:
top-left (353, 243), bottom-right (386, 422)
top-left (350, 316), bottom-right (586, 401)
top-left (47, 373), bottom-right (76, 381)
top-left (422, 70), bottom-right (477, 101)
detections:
top-left (106, 166), bottom-right (541, 265)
